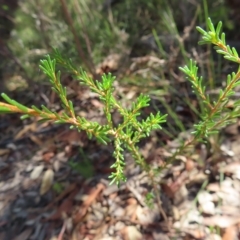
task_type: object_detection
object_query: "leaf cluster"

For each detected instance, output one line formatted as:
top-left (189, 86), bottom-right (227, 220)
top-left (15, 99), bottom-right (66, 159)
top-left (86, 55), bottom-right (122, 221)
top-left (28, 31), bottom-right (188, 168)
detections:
top-left (179, 18), bottom-right (240, 140)
top-left (2, 18), bottom-right (240, 187)
top-left (0, 49), bottom-right (167, 186)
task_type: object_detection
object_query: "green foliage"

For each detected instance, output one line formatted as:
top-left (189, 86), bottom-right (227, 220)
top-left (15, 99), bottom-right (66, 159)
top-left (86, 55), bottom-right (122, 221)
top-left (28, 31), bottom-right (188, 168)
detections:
top-left (4, 0), bottom-right (230, 86)
top-left (0, 49), bottom-right (167, 186)
top-left (179, 17), bottom-right (240, 142)
top-left (68, 148), bottom-right (94, 178)
top-left (145, 192), bottom-right (155, 209)
top-left (68, 159), bottom-right (94, 179)
top-left (53, 182), bottom-right (64, 194)
top-left (1, 18), bottom-right (240, 187)
top-left (2, 5), bottom-right (9, 11)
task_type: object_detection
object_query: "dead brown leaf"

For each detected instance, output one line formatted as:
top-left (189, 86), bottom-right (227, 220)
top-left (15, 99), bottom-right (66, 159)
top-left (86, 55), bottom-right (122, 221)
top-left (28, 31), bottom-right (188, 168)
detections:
top-left (29, 134), bottom-right (43, 145)
top-left (90, 99), bottom-right (104, 108)
top-left (222, 225), bottom-right (238, 240)
top-left (45, 183), bottom-right (78, 210)
top-left (30, 165), bottom-right (44, 179)
top-left (203, 216), bottom-right (240, 228)
top-left (123, 226), bottom-right (142, 240)
top-left (59, 130), bottom-right (88, 147)
top-left (14, 123), bottom-right (36, 140)
top-left (185, 158), bottom-right (195, 171)
top-left (46, 186), bottom-right (79, 221)
top-left (73, 183), bottom-right (105, 223)
top-left (0, 148), bottom-right (10, 156)
top-left (40, 168), bottom-right (54, 195)
top-left (47, 198), bottom-right (73, 221)
top-left (13, 229), bottom-right (32, 240)
top-left (184, 229), bottom-right (206, 239)
top-left (161, 183), bottom-right (175, 199)
top-left (57, 221), bottom-right (67, 240)
top-left (43, 151), bottom-right (55, 162)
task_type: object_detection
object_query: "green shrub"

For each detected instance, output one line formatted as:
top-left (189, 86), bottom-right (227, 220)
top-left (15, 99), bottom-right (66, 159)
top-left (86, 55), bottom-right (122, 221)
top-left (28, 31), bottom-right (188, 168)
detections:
top-left (1, 17), bottom-right (240, 223)
top-left (1, 18), bottom-right (240, 188)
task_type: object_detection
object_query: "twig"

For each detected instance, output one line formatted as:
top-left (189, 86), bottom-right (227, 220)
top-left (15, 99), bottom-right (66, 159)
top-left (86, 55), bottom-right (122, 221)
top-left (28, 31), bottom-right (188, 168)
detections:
top-left (59, 0), bottom-right (97, 78)
top-left (73, 0), bottom-right (93, 57)
top-left (148, 170), bottom-right (170, 231)
top-left (57, 221), bottom-right (66, 240)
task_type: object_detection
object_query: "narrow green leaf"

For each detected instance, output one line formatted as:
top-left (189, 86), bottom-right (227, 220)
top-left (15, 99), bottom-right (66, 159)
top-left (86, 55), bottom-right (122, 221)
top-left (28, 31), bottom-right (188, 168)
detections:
top-left (37, 118), bottom-right (52, 123)
top-left (226, 45), bottom-right (232, 54)
top-left (224, 55), bottom-right (238, 62)
top-left (216, 49), bottom-right (227, 55)
top-left (215, 21), bottom-right (222, 38)
top-left (41, 105), bottom-right (52, 114)
top-left (68, 100), bottom-right (74, 114)
top-left (207, 17), bottom-right (215, 32)
top-left (196, 26), bottom-right (207, 35)
top-left (221, 32), bottom-right (226, 44)
top-left (20, 114), bottom-right (31, 120)
top-left (232, 47), bottom-right (239, 58)
top-left (31, 105), bottom-right (42, 113)
top-left (1, 93), bottom-right (13, 104)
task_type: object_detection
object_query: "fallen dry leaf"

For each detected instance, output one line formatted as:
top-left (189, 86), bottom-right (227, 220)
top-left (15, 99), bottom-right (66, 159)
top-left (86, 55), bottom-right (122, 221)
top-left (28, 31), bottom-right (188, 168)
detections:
top-left (29, 134), bottom-right (43, 145)
top-left (203, 216), bottom-right (240, 228)
top-left (124, 226), bottom-right (142, 240)
top-left (57, 221), bottom-right (67, 240)
top-left (222, 225), bottom-right (238, 240)
top-left (185, 158), bottom-right (195, 171)
top-left (73, 183), bottom-right (105, 223)
top-left (198, 191), bottom-right (215, 215)
top-left (183, 228), bottom-right (206, 239)
top-left (30, 165), bottom-right (44, 179)
top-left (43, 151), bottom-right (55, 162)
top-left (47, 198), bottom-right (73, 221)
top-left (221, 162), bottom-right (240, 179)
top-left (161, 183), bottom-right (175, 199)
top-left (136, 205), bottom-right (160, 225)
top-left (125, 203), bottom-right (138, 221)
top-left (40, 168), bottom-right (54, 195)
top-left (96, 53), bottom-right (121, 75)
top-left (90, 99), bottom-right (104, 108)
top-left (0, 148), bottom-right (10, 156)
top-left (205, 234), bottom-right (221, 240)
top-left (45, 183), bottom-right (78, 210)
top-left (14, 123), bottom-right (36, 140)
top-left (46, 187), bottom-right (79, 221)
top-left (152, 231), bottom-right (170, 240)
top-left (53, 160), bottom-right (61, 172)
top-left (13, 229), bottom-right (32, 240)
top-left (58, 130), bottom-right (84, 145)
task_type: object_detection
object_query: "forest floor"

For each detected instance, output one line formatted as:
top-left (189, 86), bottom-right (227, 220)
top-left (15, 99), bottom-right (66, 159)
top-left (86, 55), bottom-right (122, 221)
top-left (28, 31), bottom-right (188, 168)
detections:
top-left (1, 44), bottom-right (240, 240)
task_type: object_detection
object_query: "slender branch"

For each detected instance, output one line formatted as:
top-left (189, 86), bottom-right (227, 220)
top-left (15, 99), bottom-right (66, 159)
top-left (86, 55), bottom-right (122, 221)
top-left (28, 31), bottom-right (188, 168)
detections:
top-left (59, 0), bottom-right (97, 78)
